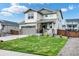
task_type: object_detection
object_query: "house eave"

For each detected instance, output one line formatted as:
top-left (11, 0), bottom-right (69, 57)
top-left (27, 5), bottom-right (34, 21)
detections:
top-left (37, 19), bottom-right (56, 24)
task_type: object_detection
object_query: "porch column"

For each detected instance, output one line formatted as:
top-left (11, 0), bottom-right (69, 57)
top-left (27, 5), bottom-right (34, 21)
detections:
top-left (52, 22), bottom-right (57, 35)
top-left (52, 23), bottom-right (54, 29)
top-left (54, 21), bottom-right (58, 35)
top-left (36, 23), bottom-right (41, 33)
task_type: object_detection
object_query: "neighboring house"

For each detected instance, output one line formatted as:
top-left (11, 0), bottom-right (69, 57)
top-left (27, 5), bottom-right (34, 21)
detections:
top-left (62, 19), bottom-right (79, 31)
top-left (0, 20), bottom-right (19, 35)
top-left (20, 8), bottom-right (63, 35)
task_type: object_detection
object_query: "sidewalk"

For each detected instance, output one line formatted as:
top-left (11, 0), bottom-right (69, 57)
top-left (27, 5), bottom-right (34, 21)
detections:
top-left (0, 49), bottom-right (39, 56)
top-left (0, 35), bottom-right (27, 41)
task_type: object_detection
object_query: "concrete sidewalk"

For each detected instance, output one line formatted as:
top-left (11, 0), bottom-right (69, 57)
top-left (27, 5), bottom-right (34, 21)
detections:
top-left (0, 35), bottom-right (27, 41)
top-left (0, 49), bottom-right (39, 56)
top-left (58, 38), bottom-right (79, 56)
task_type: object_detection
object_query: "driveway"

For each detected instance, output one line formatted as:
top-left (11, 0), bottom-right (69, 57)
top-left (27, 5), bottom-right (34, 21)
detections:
top-left (0, 35), bottom-right (27, 41)
top-left (58, 38), bottom-right (79, 56)
top-left (0, 49), bottom-right (39, 56)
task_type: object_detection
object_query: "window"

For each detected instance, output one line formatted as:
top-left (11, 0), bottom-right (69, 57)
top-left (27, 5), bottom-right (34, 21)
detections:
top-left (67, 25), bottom-right (72, 27)
top-left (28, 13), bottom-right (34, 19)
top-left (73, 25), bottom-right (77, 28)
top-left (45, 15), bottom-right (48, 17)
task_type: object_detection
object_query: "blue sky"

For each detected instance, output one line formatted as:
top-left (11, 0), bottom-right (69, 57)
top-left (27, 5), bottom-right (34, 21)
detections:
top-left (0, 3), bottom-right (79, 22)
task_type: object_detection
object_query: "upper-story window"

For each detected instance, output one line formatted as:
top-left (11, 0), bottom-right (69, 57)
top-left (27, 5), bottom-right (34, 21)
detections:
top-left (28, 13), bottom-right (34, 19)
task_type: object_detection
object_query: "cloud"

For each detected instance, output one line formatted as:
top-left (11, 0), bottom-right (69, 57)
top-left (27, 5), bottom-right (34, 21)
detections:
top-left (0, 11), bottom-right (13, 16)
top-left (11, 3), bottom-right (19, 6)
top-left (0, 3), bottom-right (28, 17)
top-left (61, 8), bottom-right (68, 12)
top-left (68, 5), bottom-right (74, 10)
top-left (61, 5), bottom-right (76, 12)
top-left (2, 3), bottom-right (28, 13)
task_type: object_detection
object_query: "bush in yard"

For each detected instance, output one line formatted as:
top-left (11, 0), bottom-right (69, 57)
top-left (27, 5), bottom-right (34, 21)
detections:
top-left (0, 40), bottom-right (4, 42)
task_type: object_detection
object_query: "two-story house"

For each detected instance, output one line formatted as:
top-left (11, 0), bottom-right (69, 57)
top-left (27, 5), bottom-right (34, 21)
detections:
top-left (62, 19), bottom-right (79, 31)
top-left (19, 8), bottom-right (63, 35)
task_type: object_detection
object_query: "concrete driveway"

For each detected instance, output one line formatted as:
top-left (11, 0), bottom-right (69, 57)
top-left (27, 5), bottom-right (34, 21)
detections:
top-left (58, 38), bottom-right (79, 56)
top-left (0, 35), bottom-right (27, 41)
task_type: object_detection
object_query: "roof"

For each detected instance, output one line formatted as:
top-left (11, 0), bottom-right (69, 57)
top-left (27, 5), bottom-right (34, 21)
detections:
top-left (37, 19), bottom-right (56, 23)
top-left (19, 20), bottom-right (25, 25)
top-left (37, 8), bottom-right (57, 14)
top-left (24, 8), bottom-right (63, 19)
top-left (24, 8), bottom-right (59, 14)
top-left (0, 20), bottom-right (19, 27)
top-left (66, 19), bottom-right (79, 22)
top-left (24, 9), bottom-right (37, 14)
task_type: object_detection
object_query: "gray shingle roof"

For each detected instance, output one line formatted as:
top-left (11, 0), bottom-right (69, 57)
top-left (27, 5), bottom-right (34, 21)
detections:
top-left (0, 20), bottom-right (19, 27)
top-left (66, 19), bottom-right (79, 22)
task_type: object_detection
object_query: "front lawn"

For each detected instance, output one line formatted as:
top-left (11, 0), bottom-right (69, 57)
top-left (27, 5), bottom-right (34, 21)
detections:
top-left (0, 35), bottom-right (67, 56)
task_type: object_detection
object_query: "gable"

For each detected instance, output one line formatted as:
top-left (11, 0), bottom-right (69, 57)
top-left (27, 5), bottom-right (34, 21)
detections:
top-left (38, 8), bottom-right (57, 14)
top-left (24, 9), bottom-right (37, 14)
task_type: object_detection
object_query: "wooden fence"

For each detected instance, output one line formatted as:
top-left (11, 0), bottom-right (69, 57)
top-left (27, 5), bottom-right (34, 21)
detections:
top-left (57, 30), bottom-right (79, 37)
top-left (10, 30), bottom-right (19, 35)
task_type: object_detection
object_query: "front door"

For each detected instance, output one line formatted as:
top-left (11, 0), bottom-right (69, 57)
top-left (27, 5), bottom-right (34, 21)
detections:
top-left (38, 22), bottom-right (53, 34)
top-left (42, 22), bottom-right (52, 33)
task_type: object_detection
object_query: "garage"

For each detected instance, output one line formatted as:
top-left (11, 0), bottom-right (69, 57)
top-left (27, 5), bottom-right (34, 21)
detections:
top-left (21, 26), bottom-right (36, 35)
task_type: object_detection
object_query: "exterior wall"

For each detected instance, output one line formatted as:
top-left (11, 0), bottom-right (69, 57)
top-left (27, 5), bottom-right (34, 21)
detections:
top-left (53, 11), bottom-right (63, 34)
top-left (43, 14), bottom-right (58, 19)
top-left (2, 26), bottom-right (19, 33)
top-left (78, 24), bottom-right (79, 29)
top-left (0, 23), bottom-right (2, 30)
top-left (50, 11), bottom-right (63, 34)
top-left (57, 11), bottom-right (63, 30)
top-left (54, 19), bottom-right (59, 34)
top-left (0, 23), bottom-right (2, 33)
top-left (24, 11), bottom-right (61, 23)
top-left (37, 13), bottom-right (43, 20)
top-left (25, 11), bottom-right (38, 23)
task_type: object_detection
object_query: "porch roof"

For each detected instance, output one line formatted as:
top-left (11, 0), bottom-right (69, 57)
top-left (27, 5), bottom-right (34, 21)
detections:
top-left (37, 19), bottom-right (56, 23)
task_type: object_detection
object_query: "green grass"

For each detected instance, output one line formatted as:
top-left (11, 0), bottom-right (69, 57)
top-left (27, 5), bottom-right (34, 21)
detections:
top-left (0, 35), bottom-right (68, 56)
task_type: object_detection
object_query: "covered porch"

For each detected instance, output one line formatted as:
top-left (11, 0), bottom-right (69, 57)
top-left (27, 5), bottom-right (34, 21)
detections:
top-left (37, 19), bottom-right (56, 35)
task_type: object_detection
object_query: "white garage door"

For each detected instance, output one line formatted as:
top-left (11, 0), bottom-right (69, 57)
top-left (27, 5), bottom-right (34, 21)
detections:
top-left (21, 26), bottom-right (36, 35)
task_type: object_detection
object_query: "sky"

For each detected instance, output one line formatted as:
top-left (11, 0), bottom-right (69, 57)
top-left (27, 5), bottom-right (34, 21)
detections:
top-left (0, 3), bottom-right (79, 22)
